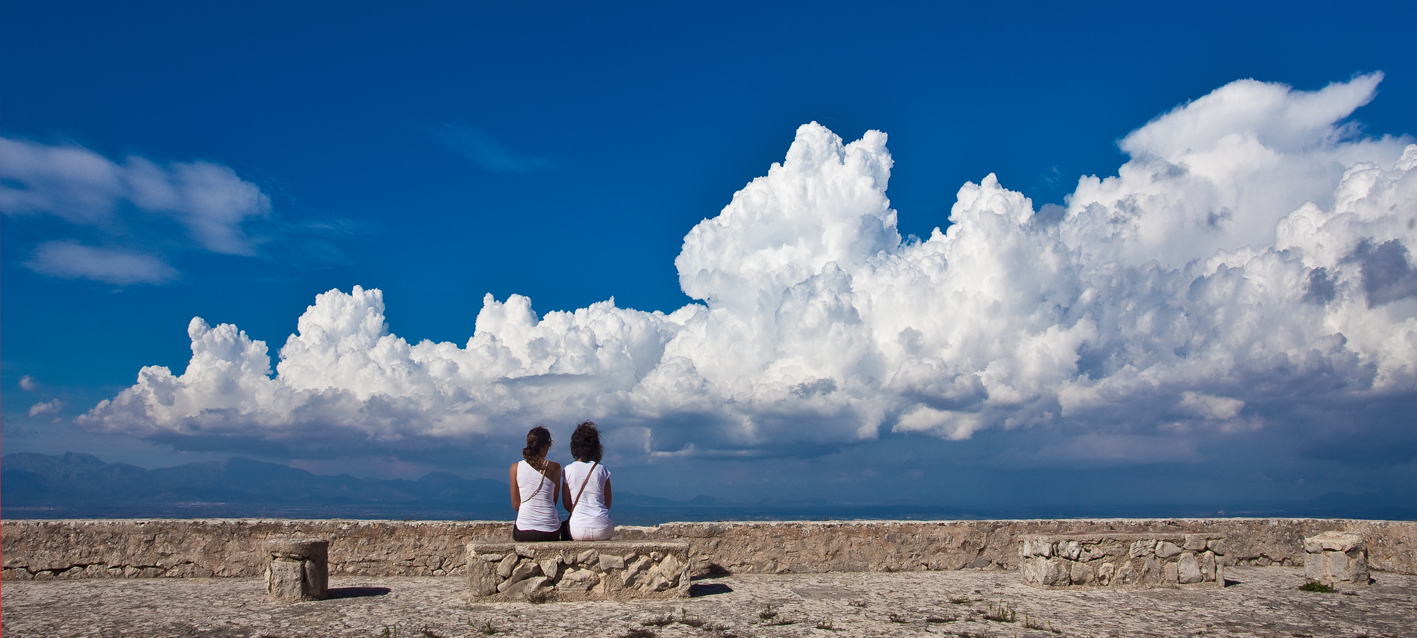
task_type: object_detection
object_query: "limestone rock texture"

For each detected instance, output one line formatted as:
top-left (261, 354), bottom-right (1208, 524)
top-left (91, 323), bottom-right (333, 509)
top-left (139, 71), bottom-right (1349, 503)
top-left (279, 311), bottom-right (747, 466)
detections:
top-left (467, 541), bottom-right (690, 601)
top-left (3, 518), bottom-right (1415, 581)
top-left (1019, 533), bottom-right (1225, 589)
top-left (265, 538), bottom-right (328, 602)
top-left (1304, 531), bottom-right (1370, 587)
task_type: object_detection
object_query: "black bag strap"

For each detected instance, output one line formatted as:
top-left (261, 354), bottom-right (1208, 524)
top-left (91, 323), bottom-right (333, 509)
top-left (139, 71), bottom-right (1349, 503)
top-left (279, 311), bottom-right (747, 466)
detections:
top-left (569, 461), bottom-right (598, 512)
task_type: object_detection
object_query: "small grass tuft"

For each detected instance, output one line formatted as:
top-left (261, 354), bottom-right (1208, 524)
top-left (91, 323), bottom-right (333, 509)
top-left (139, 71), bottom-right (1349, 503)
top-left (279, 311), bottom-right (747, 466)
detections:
top-left (924, 615), bottom-right (951, 624)
top-left (472, 619), bottom-right (499, 636)
top-left (758, 604), bottom-right (778, 621)
top-left (1024, 614), bottom-right (1063, 634)
top-left (814, 619), bottom-right (838, 631)
top-left (949, 595), bottom-right (972, 605)
top-left (983, 600), bottom-right (1016, 623)
top-left (1299, 581), bottom-right (1337, 593)
top-left (642, 615), bottom-right (674, 627)
top-left (679, 608), bottom-right (708, 628)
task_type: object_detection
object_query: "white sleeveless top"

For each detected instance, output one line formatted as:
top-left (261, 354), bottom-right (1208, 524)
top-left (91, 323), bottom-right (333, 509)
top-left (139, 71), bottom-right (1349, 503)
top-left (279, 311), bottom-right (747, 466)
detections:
top-left (563, 461), bottom-right (612, 529)
top-left (515, 460), bottom-right (562, 532)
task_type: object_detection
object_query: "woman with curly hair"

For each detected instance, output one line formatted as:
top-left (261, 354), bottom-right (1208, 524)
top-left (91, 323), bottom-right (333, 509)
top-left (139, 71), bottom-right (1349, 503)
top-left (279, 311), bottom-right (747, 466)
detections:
top-left (509, 425), bottom-right (568, 541)
top-left (561, 421), bottom-right (614, 540)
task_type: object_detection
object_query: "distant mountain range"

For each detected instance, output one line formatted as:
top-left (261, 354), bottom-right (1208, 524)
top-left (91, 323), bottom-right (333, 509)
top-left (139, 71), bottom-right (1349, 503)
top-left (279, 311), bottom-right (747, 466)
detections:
top-left (1, 452), bottom-right (509, 520)
top-left (4, 452), bottom-right (1414, 522)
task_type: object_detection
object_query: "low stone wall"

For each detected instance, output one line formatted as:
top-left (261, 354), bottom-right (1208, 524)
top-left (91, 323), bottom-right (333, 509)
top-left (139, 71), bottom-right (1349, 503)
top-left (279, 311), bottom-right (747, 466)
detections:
top-left (3, 518), bottom-right (1414, 580)
top-left (467, 541), bottom-right (690, 601)
top-left (1020, 532), bottom-right (1225, 588)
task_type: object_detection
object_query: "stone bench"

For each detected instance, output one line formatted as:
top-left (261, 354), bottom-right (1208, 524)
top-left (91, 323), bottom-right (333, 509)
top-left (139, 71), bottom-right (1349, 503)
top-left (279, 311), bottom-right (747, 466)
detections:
top-left (466, 541), bottom-right (690, 601)
top-left (1020, 532), bottom-right (1226, 589)
top-left (1304, 532), bottom-right (1369, 587)
top-left (265, 538), bottom-right (328, 602)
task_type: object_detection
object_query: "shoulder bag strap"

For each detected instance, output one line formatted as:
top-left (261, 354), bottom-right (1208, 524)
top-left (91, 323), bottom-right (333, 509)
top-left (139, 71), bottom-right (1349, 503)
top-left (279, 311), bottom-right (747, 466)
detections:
top-left (569, 461), bottom-right (598, 512)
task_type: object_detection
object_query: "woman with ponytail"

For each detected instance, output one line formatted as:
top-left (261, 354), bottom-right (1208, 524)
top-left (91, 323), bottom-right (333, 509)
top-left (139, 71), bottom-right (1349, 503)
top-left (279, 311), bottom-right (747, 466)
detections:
top-left (509, 425), bottom-right (568, 541)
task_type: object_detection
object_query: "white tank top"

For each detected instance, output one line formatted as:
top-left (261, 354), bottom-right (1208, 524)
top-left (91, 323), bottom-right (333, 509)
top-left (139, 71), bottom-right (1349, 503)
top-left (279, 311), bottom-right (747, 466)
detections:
top-left (515, 460), bottom-right (562, 532)
top-left (563, 461), bottom-right (612, 529)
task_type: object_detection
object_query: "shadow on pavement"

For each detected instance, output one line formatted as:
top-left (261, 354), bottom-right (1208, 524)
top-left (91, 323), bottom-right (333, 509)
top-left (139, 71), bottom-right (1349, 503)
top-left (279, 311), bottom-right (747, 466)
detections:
top-left (328, 587), bottom-right (392, 599)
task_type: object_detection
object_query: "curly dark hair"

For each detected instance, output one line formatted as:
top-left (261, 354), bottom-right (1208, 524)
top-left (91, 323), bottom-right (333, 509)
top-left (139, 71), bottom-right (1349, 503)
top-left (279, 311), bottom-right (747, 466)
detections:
top-left (569, 421), bottom-right (603, 463)
top-left (522, 426), bottom-right (553, 469)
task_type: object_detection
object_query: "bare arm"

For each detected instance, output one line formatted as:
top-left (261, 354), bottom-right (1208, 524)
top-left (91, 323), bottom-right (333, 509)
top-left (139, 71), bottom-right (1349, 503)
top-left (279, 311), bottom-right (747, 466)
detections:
top-left (561, 466), bottom-right (574, 512)
top-left (509, 462), bottom-right (521, 511)
top-left (604, 478), bottom-right (612, 509)
top-left (549, 462), bottom-right (562, 509)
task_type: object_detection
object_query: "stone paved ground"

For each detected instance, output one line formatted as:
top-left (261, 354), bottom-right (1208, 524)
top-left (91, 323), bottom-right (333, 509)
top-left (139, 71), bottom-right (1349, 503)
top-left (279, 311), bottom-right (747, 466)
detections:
top-left (3, 567), bottom-right (1414, 638)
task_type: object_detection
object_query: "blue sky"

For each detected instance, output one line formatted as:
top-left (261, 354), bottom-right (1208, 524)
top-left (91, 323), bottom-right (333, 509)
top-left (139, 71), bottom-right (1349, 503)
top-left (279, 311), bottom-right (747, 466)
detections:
top-left (4, 0), bottom-right (1416, 511)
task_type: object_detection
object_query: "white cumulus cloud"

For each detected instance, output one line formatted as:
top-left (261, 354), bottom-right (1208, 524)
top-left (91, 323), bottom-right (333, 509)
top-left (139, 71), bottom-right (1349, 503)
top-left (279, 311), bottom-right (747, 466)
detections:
top-left (80, 75), bottom-right (1417, 464)
top-left (29, 399), bottom-right (64, 417)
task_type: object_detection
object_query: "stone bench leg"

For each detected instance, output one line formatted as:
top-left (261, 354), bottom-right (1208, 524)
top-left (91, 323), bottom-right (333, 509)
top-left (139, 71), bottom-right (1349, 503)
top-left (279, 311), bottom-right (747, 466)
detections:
top-left (266, 539), bottom-right (329, 602)
top-left (1303, 532), bottom-right (1368, 587)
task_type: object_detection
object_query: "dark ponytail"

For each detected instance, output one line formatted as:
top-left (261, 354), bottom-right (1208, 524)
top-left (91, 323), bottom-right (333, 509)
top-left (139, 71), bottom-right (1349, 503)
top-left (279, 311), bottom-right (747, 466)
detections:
top-left (523, 426), bottom-right (552, 470)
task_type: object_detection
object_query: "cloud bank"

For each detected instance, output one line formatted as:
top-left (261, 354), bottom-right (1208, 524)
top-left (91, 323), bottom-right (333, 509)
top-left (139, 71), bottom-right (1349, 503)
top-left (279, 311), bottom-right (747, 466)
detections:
top-left (1, 137), bottom-right (271, 284)
top-left (81, 75), bottom-right (1417, 463)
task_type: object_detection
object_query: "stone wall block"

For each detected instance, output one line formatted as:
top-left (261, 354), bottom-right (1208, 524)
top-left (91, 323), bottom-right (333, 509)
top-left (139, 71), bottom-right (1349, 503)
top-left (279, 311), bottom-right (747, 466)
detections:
top-left (1305, 551), bottom-right (1324, 581)
top-left (539, 557), bottom-right (563, 584)
top-left (1183, 535), bottom-right (1207, 551)
top-left (598, 554), bottom-right (625, 570)
top-left (496, 554), bottom-right (518, 579)
top-left (1178, 552), bottom-right (1203, 584)
top-left (1097, 562), bottom-right (1114, 585)
top-left (466, 543), bottom-right (499, 596)
top-left (497, 561), bottom-right (541, 593)
top-left (1142, 555), bottom-right (1162, 586)
top-left (1070, 559), bottom-right (1094, 585)
top-left (1155, 541), bottom-right (1182, 559)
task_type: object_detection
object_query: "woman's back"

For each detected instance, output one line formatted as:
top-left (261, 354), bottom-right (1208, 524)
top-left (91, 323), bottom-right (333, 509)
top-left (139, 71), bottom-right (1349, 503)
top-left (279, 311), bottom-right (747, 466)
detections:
top-left (563, 461), bottom-right (611, 529)
top-left (515, 460), bottom-right (562, 532)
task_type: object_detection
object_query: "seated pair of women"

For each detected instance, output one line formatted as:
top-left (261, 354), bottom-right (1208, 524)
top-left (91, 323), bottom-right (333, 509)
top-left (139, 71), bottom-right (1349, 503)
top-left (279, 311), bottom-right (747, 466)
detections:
top-left (510, 421), bottom-right (614, 541)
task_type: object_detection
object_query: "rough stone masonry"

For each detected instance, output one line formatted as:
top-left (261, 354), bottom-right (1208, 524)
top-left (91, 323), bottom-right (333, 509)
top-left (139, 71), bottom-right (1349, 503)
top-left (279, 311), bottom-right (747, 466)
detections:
top-left (466, 541), bottom-right (691, 601)
top-left (1020, 532), bottom-right (1225, 588)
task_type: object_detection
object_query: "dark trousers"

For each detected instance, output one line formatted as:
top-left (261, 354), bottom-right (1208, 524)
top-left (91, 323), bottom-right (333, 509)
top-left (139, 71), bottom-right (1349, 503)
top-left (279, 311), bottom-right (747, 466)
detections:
top-left (512, 521), bottom-right (570, 541)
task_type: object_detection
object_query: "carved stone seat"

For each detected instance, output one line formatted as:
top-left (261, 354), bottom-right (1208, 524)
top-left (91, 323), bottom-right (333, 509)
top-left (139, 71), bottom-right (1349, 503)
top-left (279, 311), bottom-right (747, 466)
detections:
top-left (1020, 532), bottom-right (1226, 589)
top-left (466, 541), bottom-right (690, 601)
top-left (265, 538), bottom-right (329, 602)
top-left (1303, 532), bottom-right (1369, 587)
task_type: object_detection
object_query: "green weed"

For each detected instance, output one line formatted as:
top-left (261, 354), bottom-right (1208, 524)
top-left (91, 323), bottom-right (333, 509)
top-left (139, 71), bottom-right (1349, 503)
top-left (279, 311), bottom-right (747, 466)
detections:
top-left (984, 600), bottom-right (1016, 623)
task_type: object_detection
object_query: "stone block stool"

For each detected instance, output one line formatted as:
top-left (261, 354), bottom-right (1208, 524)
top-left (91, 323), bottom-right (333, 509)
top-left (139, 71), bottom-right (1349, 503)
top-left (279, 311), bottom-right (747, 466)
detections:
top-left (1303, 531), bottom-right (1368, 587)
top-left (265, 538), bottom-right (329, 602)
